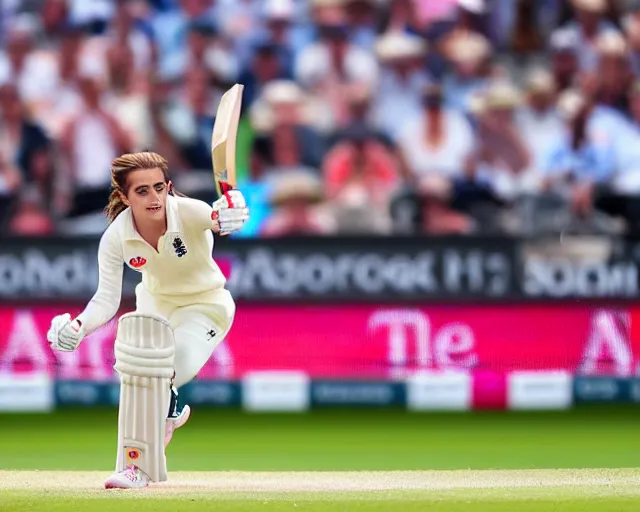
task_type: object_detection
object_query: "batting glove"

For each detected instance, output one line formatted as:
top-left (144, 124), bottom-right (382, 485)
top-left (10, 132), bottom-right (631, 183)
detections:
top-left (46, 313), bottom-right (86, 352)
top-left (211, 189), bottom-right (249, 235)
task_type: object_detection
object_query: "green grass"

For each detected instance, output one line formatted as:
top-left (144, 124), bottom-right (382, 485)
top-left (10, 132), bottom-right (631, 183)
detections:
top-left (2, 489), bottom-right (640, 512)
top-left (1, 405), bottom-right (639, 471)
top-left (1, 406), bottom-right (638, 511)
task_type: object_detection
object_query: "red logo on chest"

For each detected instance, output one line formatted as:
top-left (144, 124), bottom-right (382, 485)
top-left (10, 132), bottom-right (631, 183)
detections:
top-left (129, 256), bottom-right (147, 268)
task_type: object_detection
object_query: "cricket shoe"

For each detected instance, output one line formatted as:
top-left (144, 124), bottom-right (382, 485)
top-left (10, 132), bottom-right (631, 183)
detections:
top-left (165, 404), bottom-right (191, 448)
top-left (104, 465), bottom-right (150, 489)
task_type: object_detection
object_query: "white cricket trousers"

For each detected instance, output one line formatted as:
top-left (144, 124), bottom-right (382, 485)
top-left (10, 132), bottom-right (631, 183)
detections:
top-left (133, 284), bottom-right (236, 388)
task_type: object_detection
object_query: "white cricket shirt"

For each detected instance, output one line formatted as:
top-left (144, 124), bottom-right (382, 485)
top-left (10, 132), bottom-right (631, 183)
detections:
top-left (76, 194), bottom-right (227, 334)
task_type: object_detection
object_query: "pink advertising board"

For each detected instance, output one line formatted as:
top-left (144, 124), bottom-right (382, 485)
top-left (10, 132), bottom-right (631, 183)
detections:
top-left (1, 305), bottom-right (638, 380)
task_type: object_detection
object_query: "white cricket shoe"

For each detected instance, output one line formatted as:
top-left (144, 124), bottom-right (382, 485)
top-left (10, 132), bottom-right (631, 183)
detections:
top-left (164, 404), bottom-right (191, 447)
top-left (104, 465), bottom-right (150, 489)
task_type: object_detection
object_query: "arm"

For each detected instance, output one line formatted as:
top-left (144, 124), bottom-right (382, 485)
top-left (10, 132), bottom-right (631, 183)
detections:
top-left (180, 194), bottom-right (249, 236)
top-left (75, 227), bottom-right (125, 334)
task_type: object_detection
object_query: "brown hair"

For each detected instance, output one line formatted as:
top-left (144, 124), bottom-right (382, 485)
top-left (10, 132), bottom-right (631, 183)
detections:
top-left (105, 151), bottom-right (176, 223)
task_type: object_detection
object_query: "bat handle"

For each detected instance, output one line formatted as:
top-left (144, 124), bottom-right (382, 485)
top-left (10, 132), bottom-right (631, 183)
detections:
top-left (219, 181), bottom-right (235, 208)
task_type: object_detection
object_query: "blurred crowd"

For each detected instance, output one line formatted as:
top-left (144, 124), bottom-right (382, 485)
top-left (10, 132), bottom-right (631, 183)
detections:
top-left (3, 0), bottom-right (640, 237)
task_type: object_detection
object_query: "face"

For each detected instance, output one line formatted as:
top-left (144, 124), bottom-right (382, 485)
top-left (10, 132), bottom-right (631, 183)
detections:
top-left (576, 9), bottom-right (600, 31)
top-left (254, 51), bottom-right (280, 80)
top-left (121, 168), bottom-right (169, 222)
top-left (599, 56), bottom-right (627, 88)
top-left (528, 91), bottom-right (553, 111)
top-left (552, 52), bottom-right (578, 79)
top-left (79, 77), bottom-right (102, 110)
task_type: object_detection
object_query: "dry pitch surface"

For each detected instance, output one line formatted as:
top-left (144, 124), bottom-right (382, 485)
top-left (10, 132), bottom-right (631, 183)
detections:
top-left (1, 469), bottom-right (640, 511)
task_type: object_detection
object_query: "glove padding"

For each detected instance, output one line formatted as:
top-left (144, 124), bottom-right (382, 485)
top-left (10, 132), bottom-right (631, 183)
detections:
top-left (46, 313), bottom-right (86, 352)
top-left (212, 189), bottom-right (249, 235)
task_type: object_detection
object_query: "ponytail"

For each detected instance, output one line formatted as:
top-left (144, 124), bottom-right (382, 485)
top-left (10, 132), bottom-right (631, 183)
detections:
top-left (105, 188), bottom-right (128, 224)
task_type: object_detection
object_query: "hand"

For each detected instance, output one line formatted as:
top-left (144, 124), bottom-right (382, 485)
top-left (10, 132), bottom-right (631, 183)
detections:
top-left (211, 189), bottom-right (249, 235)
top-left (46, 313), bottom-right (86, 352)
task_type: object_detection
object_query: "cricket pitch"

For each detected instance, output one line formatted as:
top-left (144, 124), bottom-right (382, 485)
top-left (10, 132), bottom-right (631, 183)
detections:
top-left (1, 469), bottom-right (639, 506)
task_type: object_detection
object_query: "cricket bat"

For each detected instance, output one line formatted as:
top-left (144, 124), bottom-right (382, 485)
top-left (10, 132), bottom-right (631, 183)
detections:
top-left (211, 83), bottom-right (244, 200)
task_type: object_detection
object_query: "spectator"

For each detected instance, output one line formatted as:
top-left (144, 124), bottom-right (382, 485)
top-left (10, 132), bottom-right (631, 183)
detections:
top-left (441, 30), bottom-right (492, 113)
top-left (592, 31), bottom-right (632, 113)
top-left (0, 14), bottom-right (59, 118)
top-left (160, 67), bottom-right (216, 170)
top-left (551, 0), bottom-right (620, 72)
top-left (589, 81), bottom-right (640, 232)
top-left (460, 80), bottom-right (539, 234)
top-left (379, 0), bottom-right (422, 34)
top-left (328, 82), bottom-right (392, 147)
top-left (542, 90), bottom-right (616, 220)
top-left (516, 68), bottom-right (565, 174)
top-left (255, 0), bottom-right (297, 76)
top-left (104, 43), bottom-right (154, 152)
top-left (623, 2), bottom-right (640, 76)
top-left (294, 5), bottom-right (378, 131)
top-left (59, 74), bottom-right (133, 218)
top-left (261, 171), bottom-right (337, 236)
top-left (371, 31), bottom-right (430, 141)
top-left (184, 20), bottom-right (239, 89)
top-left (0, 147), bottom-right (21, 231)
top-left (39, 24), bottom-right (85, 136)
top-left (343, 0), bottom-right (379, 50)
top-left (250, 80), bottom-right (326, 181)
top-left (104, 0), bottom-right (157, 73)
top-left (396, 83), bottom-right (474, 184)
top-left (491, 0), bottom-right (562, 52)
top-left (0, 83), bottom-right (56, 215)
top-left (393, 83), bottom-right (477, 234)
top-left (322, 123), bottom-right (400, 233)
top-left (239, 41), bottom-right (290, 109)
top-left (549, 29), bottom-right (580, 93)
top-left (150, 0), bottom-right (218, 81)
top-left (41, 0), bottom-right (71, 42)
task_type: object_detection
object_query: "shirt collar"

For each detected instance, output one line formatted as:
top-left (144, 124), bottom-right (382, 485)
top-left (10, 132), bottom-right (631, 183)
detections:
top-left (123, 194), bottom-right (183, 242)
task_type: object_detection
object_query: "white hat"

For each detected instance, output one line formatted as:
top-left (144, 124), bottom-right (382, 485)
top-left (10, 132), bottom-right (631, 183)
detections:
top-left (270, 171), bottom-right (324, 205)
top-left (375, 31), bottom-right (427, 61)
top-left (264, 0), bottom-right (295, 20)
top-left (263, 80), bottom-right (305, 105)
top-left (457, 0), bottom-right (485, 14)
top-left (595, 30), bottom-right (628, 55)
top-left (557, 89), bottom-right (586, 120)
top-left (311, 0), bottom-right (345, 7)
top-left (525, 67), bottom-right (555, 93)
top-left (445, 31), bottom-right (491, 63)
top-left (483, 80), bottom-right (522, 109)
top-left (550, 28), bottom-right (579, 53)
top-left (570, 0), bottom-right (607, 12)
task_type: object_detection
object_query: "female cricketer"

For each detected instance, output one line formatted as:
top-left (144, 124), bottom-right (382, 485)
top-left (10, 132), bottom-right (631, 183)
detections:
top-left (46, 151), bottom-right (249, 489)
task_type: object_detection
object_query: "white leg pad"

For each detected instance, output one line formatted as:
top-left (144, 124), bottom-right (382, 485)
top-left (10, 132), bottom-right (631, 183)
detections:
top-left (113, 313), bottom-right (175, 483)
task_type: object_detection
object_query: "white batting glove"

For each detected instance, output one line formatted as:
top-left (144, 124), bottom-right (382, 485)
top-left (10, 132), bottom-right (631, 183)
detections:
top-left (46, 313), bottom-right (86, 352)
top-left (212, 189), bottom-right (249, 235)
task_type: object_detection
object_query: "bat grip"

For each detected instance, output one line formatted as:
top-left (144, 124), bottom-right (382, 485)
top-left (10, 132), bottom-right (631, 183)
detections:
top-left (219, 181), bottom-right (235, 208)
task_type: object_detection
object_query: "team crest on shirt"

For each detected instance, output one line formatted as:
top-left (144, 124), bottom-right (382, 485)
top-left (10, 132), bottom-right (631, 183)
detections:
top-left (129, 256), bottom-right (147, 269)
top-left (172, 236), bottom-right (187, 258)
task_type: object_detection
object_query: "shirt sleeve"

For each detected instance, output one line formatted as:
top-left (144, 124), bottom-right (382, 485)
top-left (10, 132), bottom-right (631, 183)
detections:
top-left (180, 197), bottom-right (216, 231)
top-left (75, 227), bottom-right (124, 334)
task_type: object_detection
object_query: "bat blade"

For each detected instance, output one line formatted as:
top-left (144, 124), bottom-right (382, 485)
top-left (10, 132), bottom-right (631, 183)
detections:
top-left (211, 83), bottom-right (244, 196)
